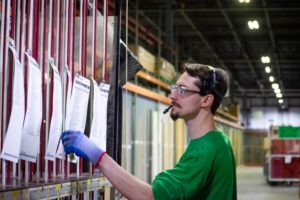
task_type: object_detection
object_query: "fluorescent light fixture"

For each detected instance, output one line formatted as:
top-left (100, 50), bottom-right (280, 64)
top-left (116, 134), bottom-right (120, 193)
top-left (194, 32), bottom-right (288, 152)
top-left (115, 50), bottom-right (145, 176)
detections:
top-left (248, 20), bottom-right (259, 29)
top-left (253, 20), bottom-right (259, 29)
top-left (276, 93), bottom-right (282, 98)
top-left (261, 56), bottom-right (270, 63)
top-left (272, 83), bottom-right (279, 89)
top-left (278, 99), bottom-right (284, 104)
top-left (248, 21), bottom-right (253, 29)
top-left (265, 66), bottom-right (271, 73)
top-left (274, 88), bottom-right (281, 94)
top-left (269, 76), bottom-right (274, 82)
top-left (239, 0), bottom-right (250, 3)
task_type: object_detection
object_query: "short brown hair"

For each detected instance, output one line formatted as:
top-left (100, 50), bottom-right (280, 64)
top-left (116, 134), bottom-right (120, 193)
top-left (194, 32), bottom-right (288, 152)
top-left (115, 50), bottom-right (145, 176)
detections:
top-left (183, 63), bottom-right (230, 115)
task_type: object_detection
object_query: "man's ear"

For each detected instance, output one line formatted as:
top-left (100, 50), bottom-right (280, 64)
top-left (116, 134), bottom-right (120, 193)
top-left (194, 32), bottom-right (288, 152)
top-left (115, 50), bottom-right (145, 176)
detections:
top-left (200, 94), bottom-right (214, 108)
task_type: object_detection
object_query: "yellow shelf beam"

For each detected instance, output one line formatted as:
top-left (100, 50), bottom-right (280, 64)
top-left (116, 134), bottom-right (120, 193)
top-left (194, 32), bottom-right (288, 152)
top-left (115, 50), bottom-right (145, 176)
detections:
top-left (136, 71), bottom-right (171, 91)
top-left (216, 109), bottom-right (238, 122)
top-left (123, 82), bottom-right (171, 105)
top-left (214, 116), bottom-right (243, 130)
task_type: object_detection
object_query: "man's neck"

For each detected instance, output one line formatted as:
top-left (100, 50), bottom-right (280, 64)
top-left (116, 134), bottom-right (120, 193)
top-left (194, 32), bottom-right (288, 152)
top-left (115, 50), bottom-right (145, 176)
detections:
top-left (185, 111), bottom-right (216, 139)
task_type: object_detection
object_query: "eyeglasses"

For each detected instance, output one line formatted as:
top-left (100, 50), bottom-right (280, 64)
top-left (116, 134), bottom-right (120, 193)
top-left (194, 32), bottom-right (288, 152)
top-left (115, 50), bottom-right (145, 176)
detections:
top-left (170, 84), bottom-right (200, 98)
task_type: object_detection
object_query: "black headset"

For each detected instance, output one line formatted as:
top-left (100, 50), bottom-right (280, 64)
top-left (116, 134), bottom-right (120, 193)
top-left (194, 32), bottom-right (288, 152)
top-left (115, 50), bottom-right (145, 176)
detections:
top-left (200, 66), bottom-right (221, 97)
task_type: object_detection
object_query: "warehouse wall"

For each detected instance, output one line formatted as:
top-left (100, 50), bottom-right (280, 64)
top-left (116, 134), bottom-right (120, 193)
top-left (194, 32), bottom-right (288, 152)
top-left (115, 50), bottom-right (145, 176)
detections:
top-left (247, 107), bottom-right (300, 129)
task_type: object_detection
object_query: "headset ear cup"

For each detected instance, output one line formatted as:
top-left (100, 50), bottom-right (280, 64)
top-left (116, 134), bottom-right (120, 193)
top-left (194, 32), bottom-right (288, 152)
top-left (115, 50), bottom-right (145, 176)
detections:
top-left (201, 67), bottom-right (217, 95)
top-left (201, 79), bottom-right (210, 95)
top-left (210, 69), bottom-right (216, 92)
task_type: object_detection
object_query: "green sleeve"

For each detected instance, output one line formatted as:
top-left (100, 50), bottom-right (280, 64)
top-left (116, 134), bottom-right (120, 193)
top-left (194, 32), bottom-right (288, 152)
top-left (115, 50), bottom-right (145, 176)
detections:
top-left (151, 142), bottom-right (216, 200)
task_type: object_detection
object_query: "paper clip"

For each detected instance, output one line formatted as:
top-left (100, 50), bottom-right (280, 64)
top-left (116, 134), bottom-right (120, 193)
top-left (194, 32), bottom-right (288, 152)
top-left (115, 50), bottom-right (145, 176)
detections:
top-left (24, 50), bottom-right (32, 59)
top-left (48, 57), bottom-right (55, 65)
top-left (64, 65), bottom-right (69, 71)
top-left (8, 37), bottom-right (15, 48)
top-left (76, 70), bottom-right (81, 77)
top-left (87, 0), bottom-right (94, 8)
top-left (26, 49), bottom-right (32, 56)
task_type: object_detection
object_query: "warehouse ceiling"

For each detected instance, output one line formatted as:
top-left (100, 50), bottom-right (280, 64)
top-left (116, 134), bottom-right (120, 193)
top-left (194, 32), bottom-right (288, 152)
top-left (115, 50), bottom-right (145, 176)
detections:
top-left (124, 0), bottom-right (300, 107)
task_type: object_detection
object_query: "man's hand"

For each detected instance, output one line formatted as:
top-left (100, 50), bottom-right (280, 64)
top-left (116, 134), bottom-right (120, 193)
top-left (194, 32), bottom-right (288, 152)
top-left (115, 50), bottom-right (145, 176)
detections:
top-left (61, 130), bottom-right (105, 166)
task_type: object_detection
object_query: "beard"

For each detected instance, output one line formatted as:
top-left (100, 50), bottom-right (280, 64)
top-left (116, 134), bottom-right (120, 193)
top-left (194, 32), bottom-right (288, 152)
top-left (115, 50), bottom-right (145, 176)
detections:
top-left (170, 111), bottom-right (179, 121)
top-left (170, 102), bottom-right (180, 121)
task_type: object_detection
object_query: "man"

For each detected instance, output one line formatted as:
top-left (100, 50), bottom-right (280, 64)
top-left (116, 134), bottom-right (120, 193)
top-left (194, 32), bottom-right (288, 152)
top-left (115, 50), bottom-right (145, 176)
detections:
top-left (61, 63), bottom-right (237, 199)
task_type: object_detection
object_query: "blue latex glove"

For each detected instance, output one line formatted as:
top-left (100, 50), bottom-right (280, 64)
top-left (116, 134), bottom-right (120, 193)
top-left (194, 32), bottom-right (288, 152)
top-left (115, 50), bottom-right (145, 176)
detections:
top-left (61, 130), bottom-right (104, 166)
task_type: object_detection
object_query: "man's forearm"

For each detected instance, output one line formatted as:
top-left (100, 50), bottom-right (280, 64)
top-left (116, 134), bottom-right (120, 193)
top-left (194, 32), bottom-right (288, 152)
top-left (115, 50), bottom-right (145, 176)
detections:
top-left (98, 154), bottom-right (154, 200)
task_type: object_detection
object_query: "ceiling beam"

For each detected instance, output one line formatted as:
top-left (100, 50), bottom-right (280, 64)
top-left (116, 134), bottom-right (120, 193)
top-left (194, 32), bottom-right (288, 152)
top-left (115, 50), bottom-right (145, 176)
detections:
top-left (216, 0), bottom-right (264, 93)
top-left (221, 59), bottom-right (300, 64)
top-left (128, 5), bottom-right (178, 54)
top-left (235, 88), bottom-right (300, 93)
top-left (178, 10), bottom-right (243, 92)
top-left (234, 93), bottom-right (300, 98)
top-left (138, 7), bottom-right (300, 13)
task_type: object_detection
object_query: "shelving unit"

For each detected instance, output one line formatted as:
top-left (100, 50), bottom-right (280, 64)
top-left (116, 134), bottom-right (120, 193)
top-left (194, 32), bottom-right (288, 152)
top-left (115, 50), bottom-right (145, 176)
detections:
top-left (266, 126), bottom-right (300, 184)
top-left (0, 175), bottom-right (110, 199)
top-left (136, 71), bottom-right (170, 91)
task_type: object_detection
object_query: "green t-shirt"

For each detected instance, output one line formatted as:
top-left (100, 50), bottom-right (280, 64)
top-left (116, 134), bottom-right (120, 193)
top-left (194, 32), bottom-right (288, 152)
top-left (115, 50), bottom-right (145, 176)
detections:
top-left (152, 130), bottom-right (237, 200)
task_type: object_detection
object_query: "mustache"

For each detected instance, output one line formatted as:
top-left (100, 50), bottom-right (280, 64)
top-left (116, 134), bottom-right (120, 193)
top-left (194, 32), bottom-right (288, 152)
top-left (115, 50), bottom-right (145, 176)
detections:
top-left (171, 101), bottom-right (180, 108)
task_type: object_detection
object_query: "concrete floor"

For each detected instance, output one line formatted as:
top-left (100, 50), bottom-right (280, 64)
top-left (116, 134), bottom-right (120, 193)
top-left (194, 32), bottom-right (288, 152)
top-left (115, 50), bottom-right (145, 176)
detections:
top-left (237, 166), bottom-right (299, 200)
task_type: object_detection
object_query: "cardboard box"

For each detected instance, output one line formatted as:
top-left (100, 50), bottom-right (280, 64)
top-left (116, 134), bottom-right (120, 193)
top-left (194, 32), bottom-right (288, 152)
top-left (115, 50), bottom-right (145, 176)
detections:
top-left (156, 57), bottom-right (176, 82)
top-left (128, 44), bottom-right (156, 73)
top-left (228, 102), bottom-right (240, 118)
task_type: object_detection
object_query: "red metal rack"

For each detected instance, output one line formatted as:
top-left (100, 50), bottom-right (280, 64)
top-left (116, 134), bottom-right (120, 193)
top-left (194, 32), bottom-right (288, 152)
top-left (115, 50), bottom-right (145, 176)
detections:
top-left (267, 126), bottom-right (300, 184)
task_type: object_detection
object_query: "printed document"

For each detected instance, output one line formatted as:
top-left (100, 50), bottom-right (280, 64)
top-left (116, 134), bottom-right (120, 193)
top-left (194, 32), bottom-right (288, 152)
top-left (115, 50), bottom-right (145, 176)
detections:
top-left (45, 63), bottom-right (63, 161)
top-left (89, 81), bottom-right (110, 151)
top-left (58, 74), bottom-right (90, 162)
top-left (67, 75), bottom-right (90, 132)
top-left (56, 68), bottom-right (72, 159)
top-left (1, 45), bottom-right (25, 163)
top-left (19, 54), bottom-right (42, 162)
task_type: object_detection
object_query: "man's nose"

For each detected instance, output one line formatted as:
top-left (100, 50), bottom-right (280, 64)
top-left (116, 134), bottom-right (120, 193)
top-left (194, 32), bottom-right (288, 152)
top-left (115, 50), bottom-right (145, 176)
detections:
top-left (169, 90), bottom-right (177, 99)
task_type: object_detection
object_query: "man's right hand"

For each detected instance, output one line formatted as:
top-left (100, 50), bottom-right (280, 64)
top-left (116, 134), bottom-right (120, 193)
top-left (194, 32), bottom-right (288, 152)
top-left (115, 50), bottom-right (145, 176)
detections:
top-left (61, 130), bottom-right (105, 166)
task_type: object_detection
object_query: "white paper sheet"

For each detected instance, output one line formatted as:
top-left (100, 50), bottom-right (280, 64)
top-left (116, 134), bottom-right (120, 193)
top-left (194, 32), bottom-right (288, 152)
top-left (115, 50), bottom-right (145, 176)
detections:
top-left (67, 75), bottom-right (90, 132)
top-left (64, 70), bottom-right (73, 131)
top-left (89, 81), bottom-right (110, 151)
top-left (59, 75), bottom-right (90, 162)
top-left (19, 54), bottom-right (42, 162)
top-left (45, 63), bottom-right (63, 161)
top-left (56, 68), bottom-right (72, 159)
top-left (0, 45), bottom-right (25, 163)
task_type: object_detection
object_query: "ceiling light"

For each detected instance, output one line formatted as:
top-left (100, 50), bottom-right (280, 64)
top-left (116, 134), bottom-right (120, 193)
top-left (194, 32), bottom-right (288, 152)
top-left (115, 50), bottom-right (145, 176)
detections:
top-left (265, 66), bottom-right (271, 73)
top-left (239, 0), bottom-right (251, 3)
top-left (261, 56), bottom-right (270, 63)
top-left (278, 99), bottom-right (284, 104)
top-left (248, 21), bottom-right (254, 29)
top-left (253, 20), bottom-right (259, 29)
top-left (276, 93), bottom-right (282, 98)
top-left (269, 76), bottom-right (274, 82)
top-left (272, 83), bottom-right (279, 89)
top-left (248, 20), bottom-right (259, 29)
top-left (274, 88), bottom-right (281, 94)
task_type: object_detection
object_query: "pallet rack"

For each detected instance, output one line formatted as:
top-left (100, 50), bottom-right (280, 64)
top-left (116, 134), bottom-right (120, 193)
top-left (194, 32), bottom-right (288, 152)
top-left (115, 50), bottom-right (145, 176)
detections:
top-left (266, 126), bottom-right (300, 184)
top-left (0, 175), bottom-right (109, 199)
